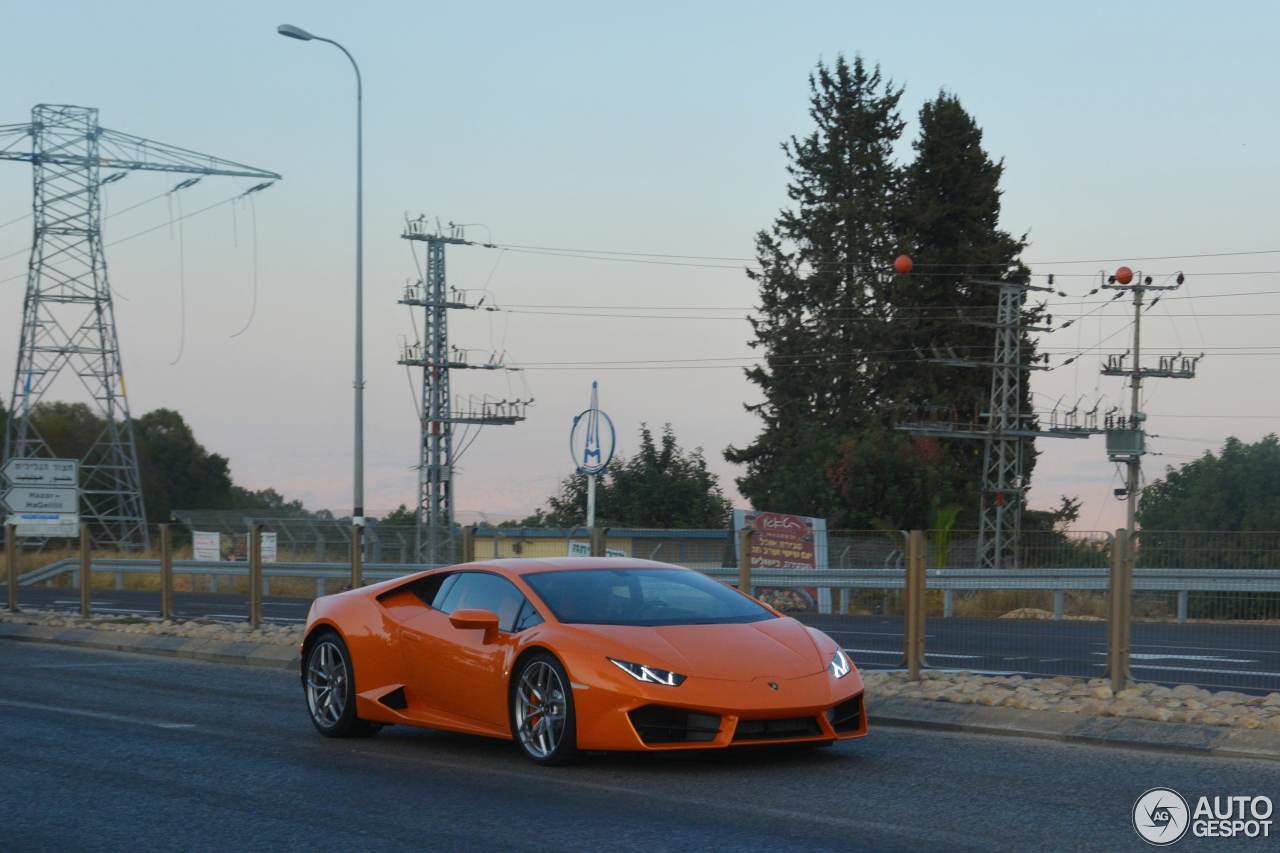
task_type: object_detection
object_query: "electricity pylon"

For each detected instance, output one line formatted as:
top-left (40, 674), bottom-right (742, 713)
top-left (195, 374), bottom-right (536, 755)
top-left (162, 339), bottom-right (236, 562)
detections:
top-left (400, 219), bottom-right (530, 564)
top-left (0, 105), bottom-right (280, 549)
top-left (899, 278), bottom-right (1100, 568)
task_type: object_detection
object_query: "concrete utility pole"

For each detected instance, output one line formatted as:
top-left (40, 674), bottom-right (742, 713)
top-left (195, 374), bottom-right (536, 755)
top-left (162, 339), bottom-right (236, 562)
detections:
top-left (1100, 268), bottom-right (1199, 549)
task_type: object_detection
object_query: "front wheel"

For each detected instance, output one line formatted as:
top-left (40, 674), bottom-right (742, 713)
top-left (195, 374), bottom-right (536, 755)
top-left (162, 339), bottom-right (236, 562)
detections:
top-left (304, 630), bottom-right (380, 738)
top-left (511, 652), bottom-right (580, 765)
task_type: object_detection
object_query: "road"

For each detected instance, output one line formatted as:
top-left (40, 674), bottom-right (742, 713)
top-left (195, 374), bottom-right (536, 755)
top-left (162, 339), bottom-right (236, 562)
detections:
top-left (0, 642), bottom-right (1275, 852)
top-left (15, 586), bottom-right (1280, 693)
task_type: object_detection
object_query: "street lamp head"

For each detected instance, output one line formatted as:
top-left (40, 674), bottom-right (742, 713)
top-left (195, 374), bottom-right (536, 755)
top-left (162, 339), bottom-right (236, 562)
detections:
top-left (277, 24), bottom-right (314, 41)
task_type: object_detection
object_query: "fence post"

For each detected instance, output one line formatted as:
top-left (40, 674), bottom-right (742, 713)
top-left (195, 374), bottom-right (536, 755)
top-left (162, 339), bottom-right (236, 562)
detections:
top-left (160, 524), bottom-right (173, 621)
top-left (1177, 589), bottom-right (1188, 624)
top-left (350, 524), bottom-right (364, 589)
top-left (1052, 589), bottom-right (1065, 621)
top-left (904, 530), bottom-right (927, 681)
top-left (461, 525), bottom-right (476, 563)
top-left (737, 528), bottom-right (753, 597)
top-left (79, 523), bottom-right (92, 618)
top-left (590, 527), bottom-right (608, 558)
top-left (248, 523), bottom-right (263, 629)
top-left (1107, 528), bottom-right (1131, 693)
top-left (5, 524), bottom-right (16, 612)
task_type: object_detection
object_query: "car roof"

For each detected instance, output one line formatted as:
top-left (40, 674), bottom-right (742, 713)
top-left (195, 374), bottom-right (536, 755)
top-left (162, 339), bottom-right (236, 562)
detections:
top-left (446, 556), bottom-right (690, 576)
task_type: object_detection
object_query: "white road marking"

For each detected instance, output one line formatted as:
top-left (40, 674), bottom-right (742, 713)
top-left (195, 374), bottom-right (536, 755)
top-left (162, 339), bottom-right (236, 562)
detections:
top-left (0, 698), bottom-right (195, 729)
top-left (1089, 652), bottom-right (1256, 663)
top-left (1129, 663), bottom-right (1280, 678)
top-left (843, 647), bottom-right (980, 660)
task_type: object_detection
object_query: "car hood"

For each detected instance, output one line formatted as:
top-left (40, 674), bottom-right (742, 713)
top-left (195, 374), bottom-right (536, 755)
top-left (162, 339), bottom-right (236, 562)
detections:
top-left (566, 617), bottom-right (828, 681)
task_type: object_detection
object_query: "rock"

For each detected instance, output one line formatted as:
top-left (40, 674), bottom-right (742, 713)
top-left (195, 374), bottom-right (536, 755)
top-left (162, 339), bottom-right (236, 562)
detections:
top-left (1171, 684), bottom-right (1200, 698)
top-left (1091, 685), bottom-right (1114, 700)
top-left (1116, 688), bottom-right (1143, 701)
top-left (1192, 711), bottom-right (1226, 726)
top-left (1261, 693), bottom-right (1280, 707)
top-left (977, 689), bottom-right (1009, 707)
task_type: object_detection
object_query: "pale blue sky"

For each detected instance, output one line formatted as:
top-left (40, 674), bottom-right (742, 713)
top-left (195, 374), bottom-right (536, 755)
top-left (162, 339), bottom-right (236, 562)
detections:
top-left (2, 1), bottom-right (1278, 529)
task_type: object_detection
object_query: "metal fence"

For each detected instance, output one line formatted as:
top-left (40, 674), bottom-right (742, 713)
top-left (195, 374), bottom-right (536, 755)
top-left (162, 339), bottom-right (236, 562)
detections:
top-left (5, 521), bottom-right (1280, 693)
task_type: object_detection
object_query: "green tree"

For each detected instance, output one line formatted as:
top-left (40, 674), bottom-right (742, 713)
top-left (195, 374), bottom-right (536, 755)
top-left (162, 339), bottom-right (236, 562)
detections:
top-left (729, 62), bottom-right (1033, 529)
top-left (133, 408), bottom-right (237, 522)
top-left (1139, 436), bottom-right (1280, 530)
top-left (726, 55), bottom-right (904, 521)
top-left (540, 424), bottom-right (732, 528)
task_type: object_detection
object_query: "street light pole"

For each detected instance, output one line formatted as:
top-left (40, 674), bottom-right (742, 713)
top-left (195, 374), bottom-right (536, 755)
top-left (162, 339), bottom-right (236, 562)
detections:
top-left (277, 24), bottom-right (365, 526)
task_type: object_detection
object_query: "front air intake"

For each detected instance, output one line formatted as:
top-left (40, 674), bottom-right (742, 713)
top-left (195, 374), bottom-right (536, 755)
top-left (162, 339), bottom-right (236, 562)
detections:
top-left (827, 694), bottom-right (863, 733)
top-left (732, 716), bottom-right (823, 741)
top-left (628, 705), bottom-right (721, 744)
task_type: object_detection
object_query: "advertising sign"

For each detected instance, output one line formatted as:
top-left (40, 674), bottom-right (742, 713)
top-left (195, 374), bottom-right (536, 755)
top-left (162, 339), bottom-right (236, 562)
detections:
top-left (193, 531), bottom-right (221, 562)
top-left (262, 532), bottom-right (278, 563)
top-left (732, 509), bottom-right (830, 613)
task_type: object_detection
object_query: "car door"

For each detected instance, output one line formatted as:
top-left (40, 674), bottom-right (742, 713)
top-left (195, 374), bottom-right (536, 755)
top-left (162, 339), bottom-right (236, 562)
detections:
top-left (401, 571), bottom-right (531, 728)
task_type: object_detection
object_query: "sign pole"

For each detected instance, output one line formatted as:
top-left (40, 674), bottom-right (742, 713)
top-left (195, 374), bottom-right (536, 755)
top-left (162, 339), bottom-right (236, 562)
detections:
top-left (570, 381), bottom-right (614, 538)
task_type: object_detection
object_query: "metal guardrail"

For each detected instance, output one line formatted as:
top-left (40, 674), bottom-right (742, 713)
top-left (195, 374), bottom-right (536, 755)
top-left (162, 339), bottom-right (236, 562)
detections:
top-left (21, 559), bottom-right (1280, 624)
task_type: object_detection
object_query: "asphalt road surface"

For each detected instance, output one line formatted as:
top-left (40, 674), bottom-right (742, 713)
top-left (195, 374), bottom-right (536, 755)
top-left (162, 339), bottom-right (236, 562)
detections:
top-left (0, 642), bottom-right (1276, 852)
top-left (16, 586), bottom-right (1280, 693)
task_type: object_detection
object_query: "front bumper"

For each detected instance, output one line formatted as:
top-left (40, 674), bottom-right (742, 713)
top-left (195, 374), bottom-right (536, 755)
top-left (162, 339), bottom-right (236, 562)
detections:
top-left (571, 665), bottom-right (868, 751)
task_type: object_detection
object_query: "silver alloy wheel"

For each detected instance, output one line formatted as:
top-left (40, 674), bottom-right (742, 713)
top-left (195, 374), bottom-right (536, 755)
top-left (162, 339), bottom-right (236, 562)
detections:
top-left (514, 660), bottom-right (567, 759)
top-left (306, 639), bottom-right (348, 729)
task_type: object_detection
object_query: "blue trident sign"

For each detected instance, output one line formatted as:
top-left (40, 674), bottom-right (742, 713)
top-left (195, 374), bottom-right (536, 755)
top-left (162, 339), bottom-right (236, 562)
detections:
top-left (570, 381), bottom-right (615, 476)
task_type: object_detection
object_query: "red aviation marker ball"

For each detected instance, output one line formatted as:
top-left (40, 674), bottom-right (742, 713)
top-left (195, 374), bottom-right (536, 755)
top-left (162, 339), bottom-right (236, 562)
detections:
top-left (1114, 265), bottom-right (1134, 285)
top-left (893, 254), bottom-right (913, 275)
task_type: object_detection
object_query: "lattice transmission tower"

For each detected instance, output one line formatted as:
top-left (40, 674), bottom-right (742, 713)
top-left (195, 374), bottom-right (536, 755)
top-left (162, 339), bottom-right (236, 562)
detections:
top-left (900, 278), bottom-right (1100, 568)
top-left (0, 105), bottom-right (280, 549)
top-left (400, 218), bottom-right (530, 564)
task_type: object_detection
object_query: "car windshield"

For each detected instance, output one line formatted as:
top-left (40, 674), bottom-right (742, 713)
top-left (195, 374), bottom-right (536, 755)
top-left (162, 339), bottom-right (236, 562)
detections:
top-left (522, 567), bottom-right (775, 627)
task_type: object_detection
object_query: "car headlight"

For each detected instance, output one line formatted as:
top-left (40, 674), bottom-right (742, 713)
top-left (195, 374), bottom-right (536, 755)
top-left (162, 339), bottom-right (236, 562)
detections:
top-left (829, 649), bottom-right (852, 679)
top-left (608, 657), bottom-right (687, 686)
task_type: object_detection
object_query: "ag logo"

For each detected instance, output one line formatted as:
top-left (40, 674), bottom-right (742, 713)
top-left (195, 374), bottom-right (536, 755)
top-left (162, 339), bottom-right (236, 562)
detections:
top-left (1133, 788), bottom-right (1190, 846)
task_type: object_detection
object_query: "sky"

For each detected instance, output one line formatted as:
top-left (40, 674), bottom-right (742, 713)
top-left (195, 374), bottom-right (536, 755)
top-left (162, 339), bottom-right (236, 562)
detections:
top-left (2, 0), bottom-right (1279, 531)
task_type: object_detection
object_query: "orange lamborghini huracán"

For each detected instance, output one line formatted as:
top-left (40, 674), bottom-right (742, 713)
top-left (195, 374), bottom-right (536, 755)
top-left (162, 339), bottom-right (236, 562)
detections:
top-left (300, 557), bottom-right (867, 764)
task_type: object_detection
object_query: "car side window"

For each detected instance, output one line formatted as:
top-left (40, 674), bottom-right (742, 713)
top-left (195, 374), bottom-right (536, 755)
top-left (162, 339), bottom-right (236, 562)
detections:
top-left (431, 573), bottom-right (462, 610)
top-left (437, 572), bottom-right (530, 633)
top-left (512, 598), bottom-right (545, 632)
top-left (411, 572), bottom-right (454, 607)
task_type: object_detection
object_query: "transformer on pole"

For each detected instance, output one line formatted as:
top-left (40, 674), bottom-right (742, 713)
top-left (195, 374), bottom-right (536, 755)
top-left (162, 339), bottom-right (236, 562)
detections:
top-left (400, 219), bottom-right (530, 564)
top-left (0, 105), bottom-right (279, 549)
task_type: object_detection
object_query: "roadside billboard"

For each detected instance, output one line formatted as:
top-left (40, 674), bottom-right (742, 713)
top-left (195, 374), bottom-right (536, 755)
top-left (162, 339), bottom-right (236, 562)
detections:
top-left (732, 509), bottom-right (831, 613)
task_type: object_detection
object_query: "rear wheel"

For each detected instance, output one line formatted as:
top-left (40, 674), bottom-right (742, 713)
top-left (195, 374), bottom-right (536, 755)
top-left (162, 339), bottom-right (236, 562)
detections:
top-left (304, 630), bottom-right (380, 738)
top-left (511, 652), bottom-right (579, 765)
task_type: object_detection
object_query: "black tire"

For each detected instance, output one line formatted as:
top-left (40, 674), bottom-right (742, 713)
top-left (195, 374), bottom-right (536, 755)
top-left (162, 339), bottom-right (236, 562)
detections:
top-left (510, 651), bottom-right (580, 766)
top-left (304, 630), bottom-right (381, 738)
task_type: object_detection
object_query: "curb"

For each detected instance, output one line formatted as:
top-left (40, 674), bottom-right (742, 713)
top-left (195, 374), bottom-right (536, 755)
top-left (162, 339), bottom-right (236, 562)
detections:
top-left (0, 622), bottom-right (298, 671)
top-left (871, 696), bottom-right (1280, 763)
top-left (3, 622), bottom-right (1277, 763)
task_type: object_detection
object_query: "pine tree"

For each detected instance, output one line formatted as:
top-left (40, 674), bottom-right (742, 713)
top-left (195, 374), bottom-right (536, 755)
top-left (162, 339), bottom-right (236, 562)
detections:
top-left (729, 70), bottom-right (1034, 529)
top-left (726, 56), bottom-right (904, 521)
top-left (890, 92), bottom-right (1036, 516)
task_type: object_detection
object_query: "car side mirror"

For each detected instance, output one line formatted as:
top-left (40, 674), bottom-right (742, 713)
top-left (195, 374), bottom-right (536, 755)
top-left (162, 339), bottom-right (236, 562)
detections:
top-left (449, 608), bottom-right (500, 642)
